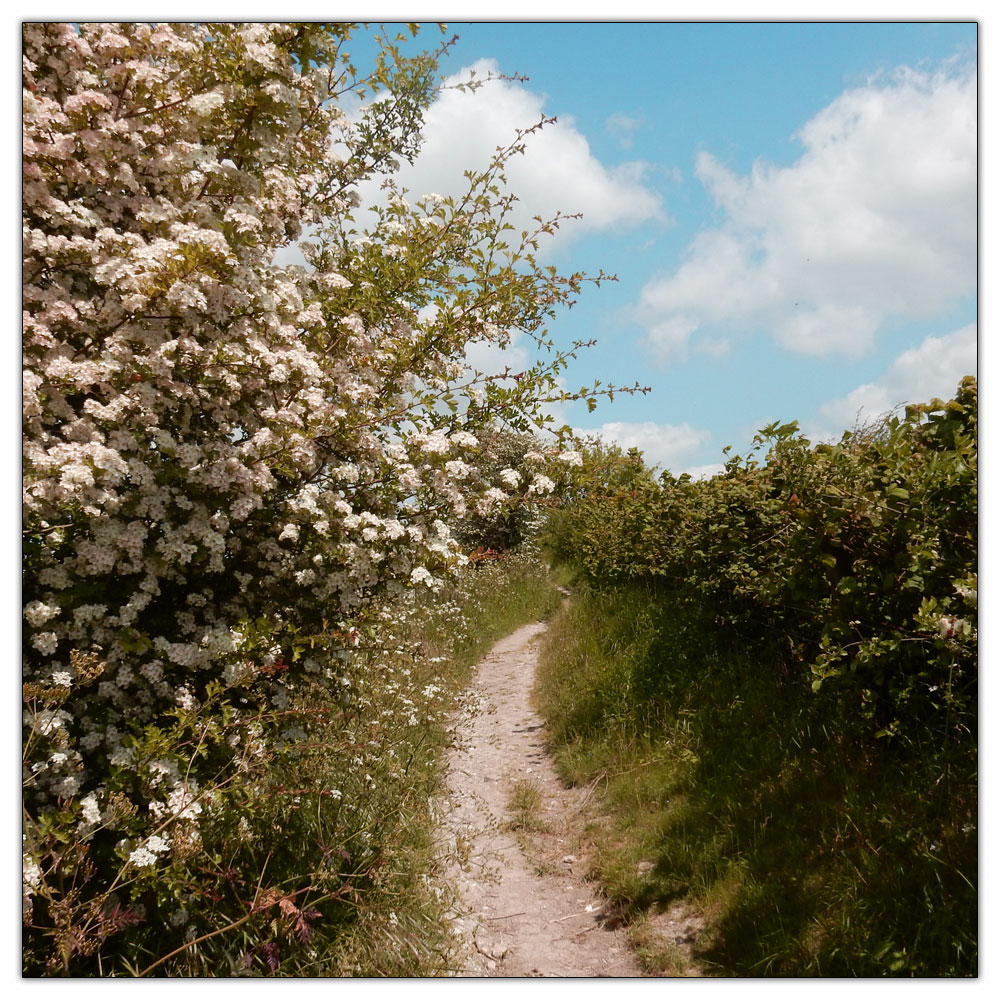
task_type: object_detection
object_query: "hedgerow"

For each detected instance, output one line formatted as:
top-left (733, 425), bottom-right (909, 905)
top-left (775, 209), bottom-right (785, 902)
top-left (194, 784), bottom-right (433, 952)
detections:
top-left (22, 21), bottom-right (622, 975)
top-left (539, 379), bottom-right (977, 975)
top-left (546, 377), bottom-right (977, 745)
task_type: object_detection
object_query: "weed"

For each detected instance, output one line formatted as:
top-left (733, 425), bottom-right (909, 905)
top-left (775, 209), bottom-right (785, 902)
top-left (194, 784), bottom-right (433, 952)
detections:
top-left (535, 584), bottom-right (977, 977)
top-left (503, 779), bottom-right (550, 834)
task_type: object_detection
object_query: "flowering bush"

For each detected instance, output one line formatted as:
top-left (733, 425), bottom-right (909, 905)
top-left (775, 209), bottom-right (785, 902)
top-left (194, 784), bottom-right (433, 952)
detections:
top-left (22, 22), bottom-right (626, 974)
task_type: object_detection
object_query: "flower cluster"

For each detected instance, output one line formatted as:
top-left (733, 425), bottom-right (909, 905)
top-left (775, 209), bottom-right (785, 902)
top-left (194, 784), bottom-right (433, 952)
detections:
top-left (22, 23), bottom-right (601, 971)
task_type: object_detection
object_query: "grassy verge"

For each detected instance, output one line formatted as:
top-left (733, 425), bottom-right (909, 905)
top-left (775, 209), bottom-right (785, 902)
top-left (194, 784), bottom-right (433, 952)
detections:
top-left (281, 546), bottom-right (564, 977)
top-left (534, 583), bottom-right (977, 977)
top-left (111, 548), bottom-right (560, 978)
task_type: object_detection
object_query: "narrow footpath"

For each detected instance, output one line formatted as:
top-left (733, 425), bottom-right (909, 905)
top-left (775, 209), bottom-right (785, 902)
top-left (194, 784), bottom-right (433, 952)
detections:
top-left (437, 620), bottom-right (642, 978)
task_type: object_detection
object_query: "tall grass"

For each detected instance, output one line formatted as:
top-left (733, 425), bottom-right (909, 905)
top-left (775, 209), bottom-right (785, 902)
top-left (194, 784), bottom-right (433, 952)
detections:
top-left (267, 547), bottom-right (564, 978)
top-left (534, 583), bottom-right (977, 977)
top-left (23, 548), bottom-right (561, 977)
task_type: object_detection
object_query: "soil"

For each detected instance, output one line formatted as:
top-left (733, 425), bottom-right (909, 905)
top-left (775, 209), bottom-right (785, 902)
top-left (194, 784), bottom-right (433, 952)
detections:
top-left (436, 619), bottom-right (643, 978)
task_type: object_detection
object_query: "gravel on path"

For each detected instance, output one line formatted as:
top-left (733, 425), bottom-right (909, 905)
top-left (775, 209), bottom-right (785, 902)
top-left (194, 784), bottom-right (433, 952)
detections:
top-left (437, 620), bottom-right (642, 978)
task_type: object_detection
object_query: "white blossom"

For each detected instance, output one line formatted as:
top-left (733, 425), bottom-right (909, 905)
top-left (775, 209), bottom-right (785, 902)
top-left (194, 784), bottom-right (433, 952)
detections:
top-left (529, 474), bottom-right (556, 495)
top-left (80, 793), bottom-right (102, 825)
top-left (24, 600), bottom-right (59, 627)
top-left (128, 847), bottom-right (158, 868)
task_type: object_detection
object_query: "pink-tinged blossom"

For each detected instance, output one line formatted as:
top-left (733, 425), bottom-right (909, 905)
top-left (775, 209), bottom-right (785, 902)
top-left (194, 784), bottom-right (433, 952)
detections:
top-left (22, 23), bottom-right (599, 935)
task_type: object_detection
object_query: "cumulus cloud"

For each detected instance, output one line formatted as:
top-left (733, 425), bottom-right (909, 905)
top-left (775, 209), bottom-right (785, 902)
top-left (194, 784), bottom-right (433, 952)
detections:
top-left (636, 64), bottom-right (976, 364)
top-left (574, 419), bottom-right (710, 472)
top-left (354, 59), bottom-right (663, 249)
top-left (817, 323), bottom-right (977, 432)
top-left (605, 111), bottom-right (646, 150)
top-left (463, 331), bottom-right (532, 379)
top-left (681, 462), bottom-right (727, 481)
top-left (811, 323), bottom-right (977, 438)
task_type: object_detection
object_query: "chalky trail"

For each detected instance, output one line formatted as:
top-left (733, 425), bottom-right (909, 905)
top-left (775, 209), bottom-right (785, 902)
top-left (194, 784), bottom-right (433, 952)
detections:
top-left (438, 621), bottom-right (640, 978)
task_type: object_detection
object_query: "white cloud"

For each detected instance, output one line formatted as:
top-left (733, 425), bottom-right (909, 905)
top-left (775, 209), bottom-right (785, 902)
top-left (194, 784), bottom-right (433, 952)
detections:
top-left (681, 462), bottom-right (726, 481)
top-left (605, 111), bottom-right (646, 150)
top-left (636, 64), bottom-right (976, 363)
top-left (574, 419), bottom-right (710, 472)
top-left (354, 59), bottom-right (663, 250)
top-left (463, 331), bottom-right (532, 378)
top-left (811, 323), bottom-right (977, 438)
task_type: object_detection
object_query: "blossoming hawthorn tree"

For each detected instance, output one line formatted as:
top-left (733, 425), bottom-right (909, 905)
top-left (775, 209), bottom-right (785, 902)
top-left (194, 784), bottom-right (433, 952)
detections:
top-left (22, 22), bottom-right (642, 971)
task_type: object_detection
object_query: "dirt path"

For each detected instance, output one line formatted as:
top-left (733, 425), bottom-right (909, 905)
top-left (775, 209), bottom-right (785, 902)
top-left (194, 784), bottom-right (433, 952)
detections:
top-left (437, 620), bottom-right (642, 978)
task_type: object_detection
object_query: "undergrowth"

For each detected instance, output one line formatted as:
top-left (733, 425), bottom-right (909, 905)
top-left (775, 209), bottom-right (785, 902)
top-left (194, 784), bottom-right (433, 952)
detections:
top-left (534, 583), bottom-right (977, 977)
top-left (23, 547), bottom-right (560, 977)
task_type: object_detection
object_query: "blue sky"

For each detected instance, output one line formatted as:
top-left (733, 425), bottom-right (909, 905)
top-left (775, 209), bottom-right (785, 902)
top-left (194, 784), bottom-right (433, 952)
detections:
top-left (344, 19), bottom-right (977, 476)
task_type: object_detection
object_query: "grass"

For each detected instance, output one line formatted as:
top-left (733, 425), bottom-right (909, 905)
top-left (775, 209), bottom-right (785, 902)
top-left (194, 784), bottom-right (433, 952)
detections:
top-left (503, 779), bottom-right (550, 834)
top-left (533, 582), bottom-right (978, 977)
top-left (91, 547), bottom-right (565, 978)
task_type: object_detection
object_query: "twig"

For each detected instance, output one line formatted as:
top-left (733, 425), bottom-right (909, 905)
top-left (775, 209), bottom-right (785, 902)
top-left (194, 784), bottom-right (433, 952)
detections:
top-left (135, 851), bottom-right (273, 977)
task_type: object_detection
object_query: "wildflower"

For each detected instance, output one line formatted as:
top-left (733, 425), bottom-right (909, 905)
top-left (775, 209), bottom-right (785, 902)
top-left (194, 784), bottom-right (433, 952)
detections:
top-left (80, 793), bottom-right (102, 825)
top-left (128, 846), bottom-right (158, 868)
top-left (145, 834), bottom-right (171, 854)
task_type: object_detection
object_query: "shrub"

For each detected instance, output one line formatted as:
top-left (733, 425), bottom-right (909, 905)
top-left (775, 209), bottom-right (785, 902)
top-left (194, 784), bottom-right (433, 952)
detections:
top-left (22, 22), bottom-right (622, 974)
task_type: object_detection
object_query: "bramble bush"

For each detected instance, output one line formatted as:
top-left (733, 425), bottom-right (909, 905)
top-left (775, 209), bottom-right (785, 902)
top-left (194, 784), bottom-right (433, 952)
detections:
top-left (539, 378), bottom-right (977, 975)
top-left (22, 21), bottom-right (626, 975)
top-left (545, 377), bottom-right (977, 745)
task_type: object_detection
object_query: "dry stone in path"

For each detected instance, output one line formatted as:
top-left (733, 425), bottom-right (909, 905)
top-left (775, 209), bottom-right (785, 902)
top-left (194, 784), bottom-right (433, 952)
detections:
top-left (437, 620), bottom-right (642, 978)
